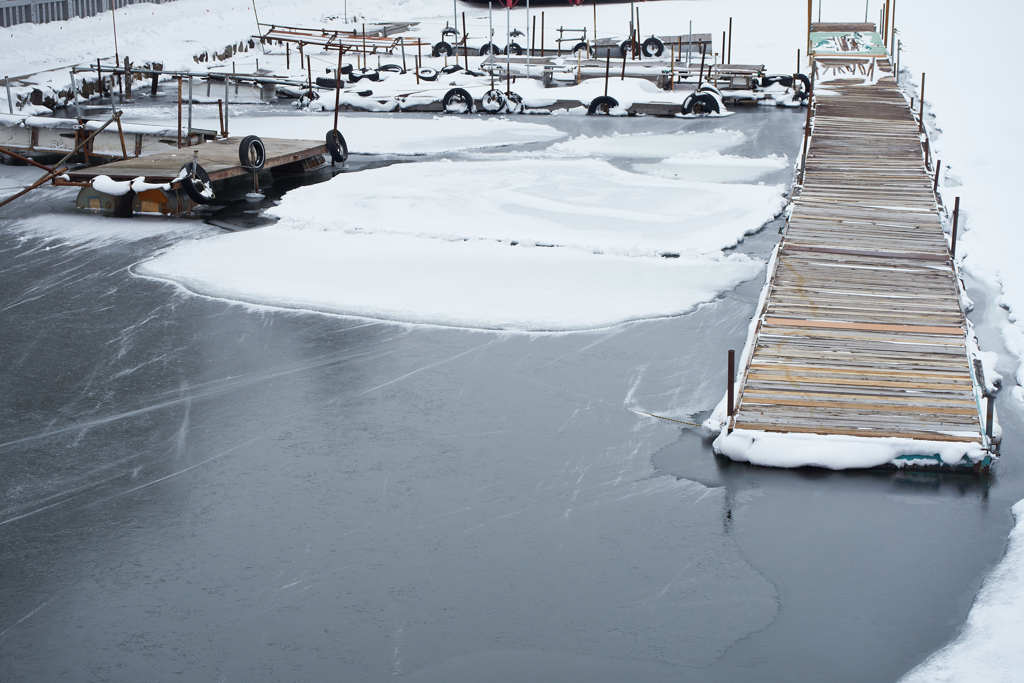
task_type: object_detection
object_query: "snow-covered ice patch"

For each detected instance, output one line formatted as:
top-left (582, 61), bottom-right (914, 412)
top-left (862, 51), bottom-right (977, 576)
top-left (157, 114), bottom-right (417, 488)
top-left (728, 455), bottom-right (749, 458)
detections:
top-left (267, 158), bottom-right (786, 257)
top-left (547, 130), bottom-right (746, 159)
top-left (713, 429), bottom-right (989, 471)
top-left (634, 152), bottom-right (790, 183)
top-left (138, 231), bottom-right (762, 332)
top-left (188, 114), bottom-right (566, 155)
top-left (901, 499), bottom-right (1024, 683)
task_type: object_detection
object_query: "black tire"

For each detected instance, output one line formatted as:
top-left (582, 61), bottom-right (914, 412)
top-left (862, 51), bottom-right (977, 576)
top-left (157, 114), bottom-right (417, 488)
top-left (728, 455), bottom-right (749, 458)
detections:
top-left (572, 41), bottom-right (591, 57)
top-left (362, 70), bottom-right (380, 82)
top-left (339, 64), bottom-right (354, 75)
top-left (480, 89), bottom-right (506, 113)
top-left (505, 91), bottom-right (524, 114)
top-left (641, 37), bottom-right (664, 57)
top-left (418, 67), bottom-right (439, 81)
top-left (380, 64), bottom-right (404, 73)
top-left (697, 84), bottom-right (722, 97)
top-left (681, 92), bottom-right (720, 115)
top-left (777, 75), bottom-right (794, 88)
top-left (794, 73), bottom-right (811, 95)
top-left (238, 135), bottom-right (266, 170)
top-left (179, 161), bottom-right (215, 204)
top-left (479, 42), bottom-right (500, 55)
top-left (348, 70), bottom-right (364, 83)
top-left (441, 64), bottom-right (464, 74)
top-left (326, 129), bottom-right (348, 163)
top-left (619, 39), bottom-right (635, 57)
top-left (315, 76), bottom-right (344, 88)
top-left (587, 95), bottom-right (619, 115)
top-left (442, 87), bottom-right (473, 114)
top-left (432, 41), bottom-right (453, 57)
top-left (505, 42), bottom-right (523, 56)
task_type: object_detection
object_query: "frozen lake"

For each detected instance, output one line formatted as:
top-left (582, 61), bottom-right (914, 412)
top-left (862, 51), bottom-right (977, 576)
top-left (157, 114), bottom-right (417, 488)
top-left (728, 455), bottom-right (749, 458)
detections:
top-left (1, 108), bottom-right (1023, 682)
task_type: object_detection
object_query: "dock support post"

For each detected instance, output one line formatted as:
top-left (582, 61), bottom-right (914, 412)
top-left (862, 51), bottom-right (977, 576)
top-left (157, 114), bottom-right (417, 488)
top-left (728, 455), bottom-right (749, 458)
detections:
top-left (727, 349), bottom-right (735, 432)
top-left (951, 196), bottom-right (960, 259)
top-left (986, 396), bottom-right (995, 440)
top-left (727, 17), bottom-right (732, 64)
top-left (5, 76), bottom-right (13, 114)
top-left (124, 57), bottom-right (132, 100)
top-left (933, 159), bottom-right (941, 193)
top-left (464, 12), bottom-right (470, 71)
top-left (286, 42), bottom-right (290, 70)
top-left (217, 100), bottom-right (225, 137)
top-left (176, 76), bottom-right (182, 149)
top-left (918, 72), bottom-right (925, 132)
top-left (187, 76), bottom-right (193, 140)
top-left (224, 77), bottom-right (230, 137)
top-left (603, 53), bottom-right (610, 96)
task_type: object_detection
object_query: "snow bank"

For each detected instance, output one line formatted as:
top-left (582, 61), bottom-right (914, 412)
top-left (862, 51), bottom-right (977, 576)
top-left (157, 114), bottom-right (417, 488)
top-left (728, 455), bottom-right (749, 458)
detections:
top-left (188, 114), bottom-right (566, 155)
top-left (138, 230), bottom-right (761, 331)
top-left (902, 499), bottom-right (1024, 683)
top-left (267, 158), bottom-right (786, 257)
top-left (713, 429), bottom-right (989, 471)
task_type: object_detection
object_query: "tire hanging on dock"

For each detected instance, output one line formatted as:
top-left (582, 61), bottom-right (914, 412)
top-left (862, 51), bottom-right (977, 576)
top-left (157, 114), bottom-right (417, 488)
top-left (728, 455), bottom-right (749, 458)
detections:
top-left (480, 89), bottom-right (507, 113)
top-left (641, 37), bottom-right (664, 57)
top-left (326, 129), bottom-right (349, 163)
top-left (505, 91), bottom-right (524, 114)
top-left (417, 67), bottom-right (439, 81)
top-left (587, 95), bottom-right (619, 115)
top-left (681, 92), bottom-right (720, 115)
top-left (178, 161), bottom-right (215, 204)
top-left (432, 41), bottom-right (454, 57)
top-left (572, 41), bottom-right (591, 57)
top-left (479, 42), bottom-right (500, 55)
top-left (442, 87), bottom-right (474, 114)
top-left (504, 42), bottom-right (524, 55)
top-left (238, 135), bottom-right (267, 170)
top-left (618, 39), bottom-right (635, 57)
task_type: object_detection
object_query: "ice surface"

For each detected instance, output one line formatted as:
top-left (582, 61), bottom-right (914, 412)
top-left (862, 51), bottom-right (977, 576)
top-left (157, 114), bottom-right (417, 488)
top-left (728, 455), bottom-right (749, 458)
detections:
top-left (187, 115), bottom-right (567, 155)
top-left (546, 130), bottom-right (746, 159)
top-left (8, 214), bottom-right (208, 247)
top-left (902, 499), bottom-right (1024, 683)
top-left (138, 230), bottom-right (762, 331)
top-left (266, 158), bottom-right (787, 257)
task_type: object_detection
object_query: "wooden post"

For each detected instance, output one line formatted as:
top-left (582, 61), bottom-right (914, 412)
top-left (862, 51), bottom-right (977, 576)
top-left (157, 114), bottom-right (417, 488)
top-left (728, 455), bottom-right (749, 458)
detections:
top-left (727, 349), bottom-right (736, 426)
top-left (721, 31), bottom-right (725, 65)
top-left (918, 72), bottom-right (925, 132)
top-left (727, 17), bottom-right (732, 64)
top-left (807, 0), bottom-right (812, 55)
top-left (592, 0), bottom-right (597, 49)
top-left (986, 396), bottom-right (995, 440)
top-left (124, 56), bottom-right (132, 99)
top-left (150, 67), bottom-right (159, 97)
top-left (933, 160), bottom-right (941, 192)
top-left (417, 40), bottom-right (423, 83)
top-left (217, 99), bottom-right (225, 137)
top-left (951, 196), bottom-right (960, 259)
top-left (621, 51), bottom-right (626, 80)
top-left (603, 53), bottom-right (610, 96)
top-left (362, 23), bottom-right (367, 69)
top-left (463, 12), bottom-right (470, 70)
top-left (890, 0), bottom-right (896, 49)
top-left (415, 53), bottom-right (421, 85)
top-left (286, 42), bottom-right (291, 70)
top-left (176, 77), bottom-right (182, 149)
top-left (96, 58), bottom-right (103, 97)
top-left (636, 9), bottom-right (641, 61)
top-left (401, 39), bottom-right (407, 72)
top-left (334, 47), bottom-right (343, 134)
top-left (115, 113), bottom-right (128, 159)
top-left (306, 55), bottom-right (312, 93)
top-left (532, 14), bottom-right (537, 56)
top-left (797, 49), bottom-right (801, 74)
top-left (669, 44), bottom-right (674, 90)
top-left (298, 41), bottom-right (304, 67)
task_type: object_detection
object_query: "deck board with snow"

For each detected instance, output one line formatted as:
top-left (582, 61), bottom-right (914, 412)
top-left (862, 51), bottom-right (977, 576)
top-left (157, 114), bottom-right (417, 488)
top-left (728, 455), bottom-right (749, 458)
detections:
top-left (726, 66), bottom-right (989, 460)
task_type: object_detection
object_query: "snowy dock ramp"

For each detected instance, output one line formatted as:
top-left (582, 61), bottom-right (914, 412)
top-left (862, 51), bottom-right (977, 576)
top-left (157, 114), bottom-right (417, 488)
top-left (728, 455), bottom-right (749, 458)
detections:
top-left (717, 76), bottom-right (991, 470)
top-left (66, 137), bottom-right (327, 183)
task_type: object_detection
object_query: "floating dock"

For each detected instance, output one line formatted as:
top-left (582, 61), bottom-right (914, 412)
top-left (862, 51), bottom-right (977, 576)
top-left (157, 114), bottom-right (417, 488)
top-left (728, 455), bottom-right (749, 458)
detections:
top-left (716, 25), bottom-right (994, 470)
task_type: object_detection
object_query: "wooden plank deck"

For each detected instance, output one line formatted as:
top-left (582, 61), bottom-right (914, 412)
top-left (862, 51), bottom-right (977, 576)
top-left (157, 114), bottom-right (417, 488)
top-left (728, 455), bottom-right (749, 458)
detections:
top-left (727, 67), bottom-right (988, 453)
top-left (66, 137), bottom-right (328, 183)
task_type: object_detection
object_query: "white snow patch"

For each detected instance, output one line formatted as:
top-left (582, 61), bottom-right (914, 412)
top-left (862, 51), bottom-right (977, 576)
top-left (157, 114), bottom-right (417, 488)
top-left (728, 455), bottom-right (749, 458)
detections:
top-left (634, 152), bottom-right (789, 183)
top-left (901, 499), bottom-right (1024, 683)
top-left (138, 230), bottom-right (762, 332)
top-left (267, 158), bottom-right (787, 257)
top-left (713, 429), bottom-right (988, 470)
top-left (546, 130), bottom-right (746, 159)
top-left (8, 214), bottom-right (208, 247)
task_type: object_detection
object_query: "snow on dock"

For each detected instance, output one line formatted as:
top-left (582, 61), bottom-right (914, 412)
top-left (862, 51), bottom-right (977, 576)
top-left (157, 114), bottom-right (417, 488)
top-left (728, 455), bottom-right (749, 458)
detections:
top-left (713, 26), bottom-right (994, 471)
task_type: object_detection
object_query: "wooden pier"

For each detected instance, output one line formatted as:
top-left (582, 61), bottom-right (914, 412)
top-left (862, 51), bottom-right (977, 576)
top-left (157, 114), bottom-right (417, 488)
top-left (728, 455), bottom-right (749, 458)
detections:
top-left (719, 29), bottom-right (992, 468)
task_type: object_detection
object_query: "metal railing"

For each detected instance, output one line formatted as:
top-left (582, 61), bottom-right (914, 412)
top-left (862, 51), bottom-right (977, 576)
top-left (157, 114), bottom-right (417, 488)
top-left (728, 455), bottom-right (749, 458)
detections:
top-left (0, 0), bottom-right (177, 28)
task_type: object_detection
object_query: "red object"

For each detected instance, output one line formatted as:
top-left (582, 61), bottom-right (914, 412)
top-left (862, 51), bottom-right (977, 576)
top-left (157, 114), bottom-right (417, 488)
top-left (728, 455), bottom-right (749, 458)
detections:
top-left (501, 0), bottom-right (519, 7)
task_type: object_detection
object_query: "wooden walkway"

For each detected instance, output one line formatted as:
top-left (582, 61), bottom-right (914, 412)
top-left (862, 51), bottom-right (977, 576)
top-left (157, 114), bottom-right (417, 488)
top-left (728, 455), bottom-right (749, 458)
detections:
top-left (726, 66), bottom-right (989, 456)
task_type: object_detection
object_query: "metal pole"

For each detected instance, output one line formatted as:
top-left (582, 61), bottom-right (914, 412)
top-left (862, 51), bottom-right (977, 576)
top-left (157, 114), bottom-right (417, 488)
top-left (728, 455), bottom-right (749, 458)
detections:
top-left (4, 76), bottom-right (12, 114)
top-left (187, 75), bottom-right (193, 137)
top-left (454, 0), bottom-right (458, 40)
top-left (687, 20), bottom-right (692, 67)
top-left (110, 0), bottom-right (120, 76)
top-left (933, 160), bottom-right (941, 192)
top-left (489, 1), bottom-right (494, 54)
top-left (727, 349), bottom-right (736, 429)
top-left (526, 0), bottom-right (531, 75)
top-left (224, 77), bottom-right (230, 137)
top-left (818, 0), bottom-right (822, 23)
top-left (506, 3), bottom-right (511, 94)
top-left (919, 72), bottom-right (925, 132)
top-left (986, 396), bottom-right (995, 440)
top-left (70, 70), bottom-right (78, 114)
top-left (333, 47), bottom-right (343, 134)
